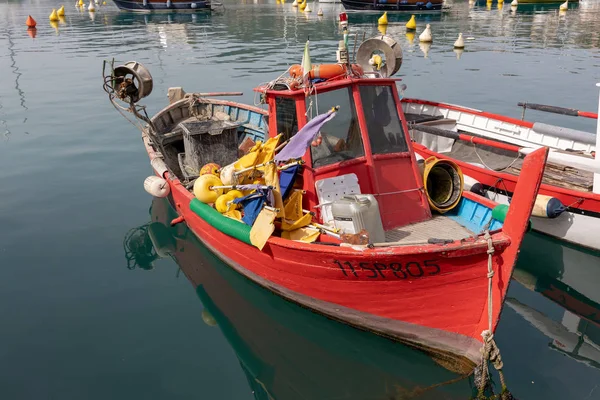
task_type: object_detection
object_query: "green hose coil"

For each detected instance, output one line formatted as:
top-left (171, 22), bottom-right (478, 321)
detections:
top-left (189, 199), bottom-right (252, 245)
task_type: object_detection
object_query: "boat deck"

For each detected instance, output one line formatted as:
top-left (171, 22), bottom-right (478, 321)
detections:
top-left (385, 215), bottom-right (474, 244)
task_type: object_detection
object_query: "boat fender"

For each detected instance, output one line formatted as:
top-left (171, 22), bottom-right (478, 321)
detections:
top-left (194, 174), bottom-right (223, 203)
top-left (191, 2), bottom-right (197, 8)
top-left (463, 175), bottom-right (484, 196)
top-left (166, 0), bottom-right (172, 7)
top-left (143, 0), bottom-right (147, 6)
top-left (144, 176), bottom-right (170, 198)
top-left (220, 162), bottom-right (237, 186)
top-left (492, 204), bottom-right (532, 231)
top-left (190, 199), bottom-right (252, 245)
top-left (532, 194), bottom-right (566, 219)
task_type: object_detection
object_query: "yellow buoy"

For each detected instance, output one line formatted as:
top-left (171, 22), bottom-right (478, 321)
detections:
top-left (406, 31), bottom-right (415, 44)
top-left (454, 33), bottom-right (464, 49)
top-left (193, 174), bottom-right (224, 204)
top-left (299, 1), bottom-right (307, 11)
top-left (406, 14), bottom-right (416, 30)
top-left (498, 0), bottom-right (504, 3)
top-left (559, 0), bottom-right (568, 10)
top-left (49, 9), bottom-right (59, 21)
top-left (215, 193), bottom-right (232, 213)
top-left (378, 11), bottom-right (388, 26)
top-left (79, 0), bottom-right (84, 6)
top-left (378, 23), bottom-right (387, 35)
top-left (419, 23), bottom-right (432, 42)
top-left (369, 54), bottom-right (383, 70)
top-left (102, 1), bottom-right (106, 4)
top-left (57, 5), bottom-right (66, 16)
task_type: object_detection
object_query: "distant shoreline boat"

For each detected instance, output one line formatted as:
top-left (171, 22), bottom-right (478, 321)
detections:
top-left (341, 0), bottom-right (443, 12)
top-left (112, 0), bottom-right (214, 13)
top-left (514, 0), bottom-right (578, 3)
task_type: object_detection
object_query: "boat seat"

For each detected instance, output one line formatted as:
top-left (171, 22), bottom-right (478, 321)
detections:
top-left (157, 129), bottom-right (183, 146)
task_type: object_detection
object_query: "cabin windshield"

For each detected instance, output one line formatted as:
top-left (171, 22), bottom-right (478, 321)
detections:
top-left (359, 85), bottom-right (408, 154)
top-left (275, 97), bottom-right (299, 142)
top-left (306, 87), bottom-right (365, 168)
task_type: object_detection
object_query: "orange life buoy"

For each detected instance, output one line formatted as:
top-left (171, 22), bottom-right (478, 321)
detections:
top-left (289, 64), bottom-right (363, 80)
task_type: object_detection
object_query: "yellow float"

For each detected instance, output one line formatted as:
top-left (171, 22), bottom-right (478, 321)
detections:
top-left (194, 174), bottom-right (223, 204)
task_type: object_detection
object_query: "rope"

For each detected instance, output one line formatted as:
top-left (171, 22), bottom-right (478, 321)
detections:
top-left (473, 231), bottom-right (515, 400)
top-left (470, 137), bottom-right (521, 172)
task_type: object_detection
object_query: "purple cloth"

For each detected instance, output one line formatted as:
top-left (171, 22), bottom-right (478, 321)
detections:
top-left (274, 109), bottom-right (337, 162)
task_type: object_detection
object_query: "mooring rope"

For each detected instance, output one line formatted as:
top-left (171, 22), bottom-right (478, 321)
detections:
top-left (474, 231), bottom-right (515, 400)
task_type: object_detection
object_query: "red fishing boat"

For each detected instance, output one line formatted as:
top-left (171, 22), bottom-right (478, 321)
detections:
top-left (102, 35), bottom-right (547, 373)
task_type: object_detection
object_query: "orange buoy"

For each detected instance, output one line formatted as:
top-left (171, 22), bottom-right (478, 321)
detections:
top-left (26, 15), bottom-right (37, 28)
top-left (289, 63), bottom-right (364, 80)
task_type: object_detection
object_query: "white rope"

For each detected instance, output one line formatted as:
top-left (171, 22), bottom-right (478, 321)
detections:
top-left (484, 230), bottom-right (495, 334)
top-left (470, 137), bottom-right (521, 172)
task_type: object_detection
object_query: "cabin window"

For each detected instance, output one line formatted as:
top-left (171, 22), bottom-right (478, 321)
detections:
top-left (275, 97), bottom-right (298, 142)
top-left (307, 88), bottom-right (365, 168)
top-left (359, 85), bottom-right (408, 154)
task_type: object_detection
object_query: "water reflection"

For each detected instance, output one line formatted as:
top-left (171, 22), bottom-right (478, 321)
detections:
top-left (510, 233), bottom-right (600, 370)
top-left (125, 197), bottom-right (476, 399)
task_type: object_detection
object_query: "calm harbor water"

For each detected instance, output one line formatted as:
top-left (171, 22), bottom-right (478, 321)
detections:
top-left (1, 0), bottom-right (600, 398)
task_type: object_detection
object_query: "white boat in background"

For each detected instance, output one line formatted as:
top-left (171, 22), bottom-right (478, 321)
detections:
top-left (403, 85), bottom-right (600, 252)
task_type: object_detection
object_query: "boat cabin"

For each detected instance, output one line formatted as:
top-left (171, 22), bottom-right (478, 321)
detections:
top-left (256, 78), bottom-right (432, 231)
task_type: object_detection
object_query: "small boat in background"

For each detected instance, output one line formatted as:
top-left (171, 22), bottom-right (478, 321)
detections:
top-left (103, 33), bottom-right (546, 377)
top-left (403, 95), bottom-right (600, 253)
top-left (112, 0), bottom-right (216, 13)
top-left (341, 0), bottom-right (444, 12)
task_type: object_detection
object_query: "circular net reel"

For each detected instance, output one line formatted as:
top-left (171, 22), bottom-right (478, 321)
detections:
top-left (356, 35), bottom-right (403, 78)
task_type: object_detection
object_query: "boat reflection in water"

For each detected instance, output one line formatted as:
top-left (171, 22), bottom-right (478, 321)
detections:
top-left (510, 232), bottom-right (600, 369)
top-left (124, 197), bottom-right (477, 399)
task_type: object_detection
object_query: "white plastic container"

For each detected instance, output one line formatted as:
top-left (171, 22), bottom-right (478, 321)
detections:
top-left (331, 194), bottom-right (386, 243)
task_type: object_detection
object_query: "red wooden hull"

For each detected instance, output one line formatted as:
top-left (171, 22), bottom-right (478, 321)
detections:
top-left (143, 130), bottom-right (548, 368)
